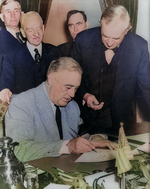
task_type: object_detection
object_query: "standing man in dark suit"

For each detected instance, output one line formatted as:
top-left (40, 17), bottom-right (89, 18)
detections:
top-left (0, 0), bottom-right (25, 52)
top-left (0, 0), bottom-right (25, 102)
top-left (74, 5), bottom-right (150, 135)
top-left (0, 11), bottom-right (61, 102)
top-left (58, 10), bottom-right (88, 57)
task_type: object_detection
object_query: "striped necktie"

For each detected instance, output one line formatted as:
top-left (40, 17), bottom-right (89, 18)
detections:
top-left (34, 48), bottom-right (41, 64)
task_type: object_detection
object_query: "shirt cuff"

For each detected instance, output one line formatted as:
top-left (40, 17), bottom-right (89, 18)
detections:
top-left (59, 140), bottom-right (70, 155)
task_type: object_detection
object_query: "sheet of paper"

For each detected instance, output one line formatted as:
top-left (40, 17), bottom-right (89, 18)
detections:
top-left (127, 133), bottom-right (150, 154)
top-left (137, 142), bottom-right (150, 153)
top-left (127, 133), bottom-right (150, 143)
top-left (44, 183), bottom-right (71, 189)
top-left (75, 133), bottom-right (150, 162)
top-left (85, 172), bottom-right (120, 189)
top-left (75, 149), bottom-right (117, 162)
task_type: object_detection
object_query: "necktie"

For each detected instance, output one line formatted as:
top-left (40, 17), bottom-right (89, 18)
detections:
top-left (16, 32), bottom-right (23, 43)
top-left (55, 105), bottom-right (63, 139)
top-left (34, 48), bottom-right (41, 64)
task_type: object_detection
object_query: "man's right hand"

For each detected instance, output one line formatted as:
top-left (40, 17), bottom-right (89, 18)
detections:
top-left (0, 89), bottom-right (12, 103)
top-left (83, 93), bottom-right (104, 110)
top-left (67, 137), bottom-right (96, 154)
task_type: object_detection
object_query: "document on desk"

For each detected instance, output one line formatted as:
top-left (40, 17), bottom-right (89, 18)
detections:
top-left (75, 133), bottom-right (150, 162)
top-left (127, 133), bottom-right (150, 154)
top-left (75, 149), bottom-right (117, 162)
top-left (127, 133), bottom-right (149, 144)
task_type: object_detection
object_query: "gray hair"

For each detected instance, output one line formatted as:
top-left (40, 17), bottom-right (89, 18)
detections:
top-left (47, 57), bottom-right (82, 77)
top-left (20, 11), bottom-right (43, 30)
top-left (101, 5), bottom-right (131, 29)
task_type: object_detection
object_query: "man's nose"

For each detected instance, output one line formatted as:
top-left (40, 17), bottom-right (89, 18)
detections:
top-left (107, 38), bottom-right (114, 47)
top-left (34, 30), bottom-right (40, 36)
top-left (69, 88), bottom-right (75, 98)
top-left (11, 11), bottom-right (15, 17)
top-left (74, 24), bottom-right (78, 31)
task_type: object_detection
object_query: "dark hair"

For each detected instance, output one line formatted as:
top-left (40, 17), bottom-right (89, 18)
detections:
top-left (66, 10), bottom-right (87, 25)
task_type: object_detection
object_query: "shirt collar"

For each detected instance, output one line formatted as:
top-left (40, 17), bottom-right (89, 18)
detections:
top-left (44, 81), bottom-right (56, 114)
top-left (27, 41), bottom-right (42, 59)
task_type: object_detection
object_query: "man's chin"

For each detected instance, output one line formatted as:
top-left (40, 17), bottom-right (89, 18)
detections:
top-left (60, 101), bottom-right (70, 107)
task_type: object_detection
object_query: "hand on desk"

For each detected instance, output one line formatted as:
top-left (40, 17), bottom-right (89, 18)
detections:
top-left (83, 93), bottom-right (104, 110)
top-left (90, 135), bottom-right (118, 151)
top-left (67, 137), bottom-right (96, 154)
top-left (67, 135), bottom-right (117, 154)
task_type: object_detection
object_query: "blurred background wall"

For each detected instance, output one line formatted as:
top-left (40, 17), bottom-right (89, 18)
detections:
top-left (136, 0), bottom-right (150, 52)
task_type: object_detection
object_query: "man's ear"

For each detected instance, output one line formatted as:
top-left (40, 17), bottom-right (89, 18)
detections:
top-left (20, 28), bottom-right (26, 38)
top-left (125, 24), bottom-right (132, 35)
top-left (0, 13), bottom-right (4, 22)
top-left (21, 11), bottom-right (24, 15)
top-left (85, 21), bottom-right (89, 29)
top-left (47, 73), bottom-right (54, 86)
top-left (42, 24), bottom-right (45, 32)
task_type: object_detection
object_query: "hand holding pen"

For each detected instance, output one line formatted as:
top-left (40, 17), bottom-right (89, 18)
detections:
top-left (69, 127), bottom-right (118, 151)
top-left (68, 127), bottom-right (97, 153)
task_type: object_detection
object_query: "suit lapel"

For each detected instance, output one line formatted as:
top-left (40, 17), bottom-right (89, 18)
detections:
top-left (35, 84), bottom-right (60, 140)
top-left (18, 45), bottom-right (35, 85)
top-left (112, 33), bottom-right (135, 99)
top-left (87, 39), bottom-right (102, 91)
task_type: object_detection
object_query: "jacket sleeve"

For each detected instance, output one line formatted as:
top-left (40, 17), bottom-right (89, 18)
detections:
top-left (0, 53), bottom-right (15, 91)
top-left (5, 96), bottom-right (63, 162)
top-left (136, 41), bottom-right (150, 121)
top-left (73, 36), bottom-right (93, 104)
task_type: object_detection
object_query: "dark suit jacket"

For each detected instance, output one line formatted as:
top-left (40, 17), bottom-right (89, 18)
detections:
top-left (0, 42), bottom-right (61, 94)
top-left (57, 40), bottom-right (74, 57)
top-left (74, 27), bottom-right (150, 132)
top-left (0, 27), bottom-right (23, 53)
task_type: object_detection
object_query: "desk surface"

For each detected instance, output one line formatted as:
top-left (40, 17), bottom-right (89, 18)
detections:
top-left (28, 121), bottom-right (150, 173)
top-left (10, 122), bottom-right (149, 189)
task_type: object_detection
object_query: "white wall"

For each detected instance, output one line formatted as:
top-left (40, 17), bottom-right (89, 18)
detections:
top-left (136, 0), bottom-right (150, 53)
top-left (73, 0), bottom-right (102, 28)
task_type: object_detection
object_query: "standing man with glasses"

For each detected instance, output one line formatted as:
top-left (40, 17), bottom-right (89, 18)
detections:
top-left (0, 11), bottom-right (61, 102)
top-left (74, 5), bottom-right (150, 135)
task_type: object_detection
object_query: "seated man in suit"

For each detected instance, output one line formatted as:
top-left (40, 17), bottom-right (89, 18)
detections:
top-left (0, 0), bottom-right (25, 52)
top-left (58, 10), bottom-right (88, 57)
top-left (74, 5), bottom-right (150, 135)
top-left (5, 57), bottom-right (117, 162)
top-left (0, 11), bottom-right (61, 102)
